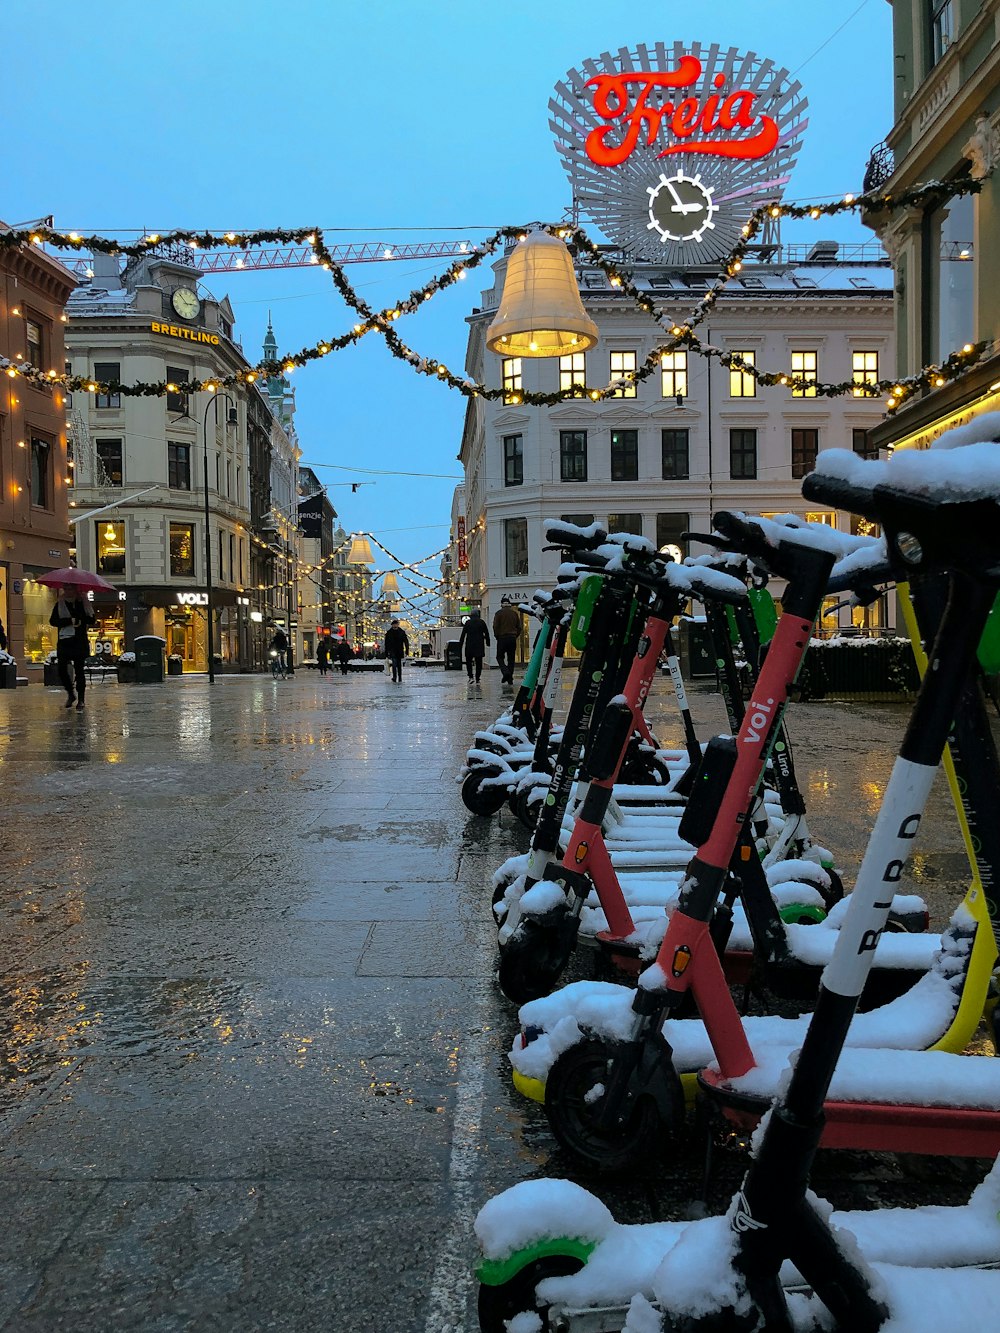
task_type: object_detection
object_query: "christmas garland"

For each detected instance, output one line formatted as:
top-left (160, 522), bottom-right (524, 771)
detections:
top-left (0, 176), bottom-right (984, 413)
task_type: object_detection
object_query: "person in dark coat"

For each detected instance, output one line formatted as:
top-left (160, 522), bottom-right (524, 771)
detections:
top-left (458, 610), bottom-right (490, 685)
top-left (336, 639), bottom-right (352, 674)
top-left (383, 619), bottom-right (409, 683)
top-left (492, 596), bottom-right (521, 685)
top-left (317, 637), bottom-right (330, 676)
top-left (49, 589), bottom-right (95, 710)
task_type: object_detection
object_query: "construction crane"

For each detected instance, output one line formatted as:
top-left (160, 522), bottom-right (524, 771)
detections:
top-left (58, 238), bottom-right (476, 278)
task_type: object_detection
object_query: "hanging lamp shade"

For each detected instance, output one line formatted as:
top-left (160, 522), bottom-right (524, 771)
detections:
top-left (347, 535), bottom-right (374, 565)
top-left (382, 571), bottom-right (399, 596)
top-left (485, 231), bottom-right (598, 358)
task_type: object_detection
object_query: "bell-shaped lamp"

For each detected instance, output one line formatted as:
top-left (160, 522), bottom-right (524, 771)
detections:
top-left (382, 571), bottom-right (399, 596)
top-left (347, 535), bottom-right (374, 565)
top-left (486, 231), bottom-right (598, 358)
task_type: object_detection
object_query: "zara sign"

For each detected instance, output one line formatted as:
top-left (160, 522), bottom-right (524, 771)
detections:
top-left (551, 41), bottom-right (807, 266)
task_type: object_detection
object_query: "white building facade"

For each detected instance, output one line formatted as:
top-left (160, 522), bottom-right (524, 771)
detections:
top-left (459, 243), bottom-right (894, 652)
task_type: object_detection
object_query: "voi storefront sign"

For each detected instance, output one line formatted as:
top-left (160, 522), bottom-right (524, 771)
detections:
top-left (551, 41), bottom-right (807, 265)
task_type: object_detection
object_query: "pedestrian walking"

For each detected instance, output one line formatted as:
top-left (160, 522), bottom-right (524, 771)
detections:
top-left (336, 639), bottom-right (352, 675)
top-left (49, 589), bottom-right (95, 711)
top-left (384, 619), bottom-right (409, 683)
top-left (492, 595), bottom-right (521, 687)
top-left (458, 609), bottom-right (490, 687)
top-left (317, 637), bottom-right (330, 676)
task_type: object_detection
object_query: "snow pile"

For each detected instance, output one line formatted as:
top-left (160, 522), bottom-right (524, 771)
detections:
top-left (652, 1212), bottom-right (750, 1322)
top-left (474, 1179), bottom-right (613, 1259)
top-left (812, 418), bottom-right (1000, 502)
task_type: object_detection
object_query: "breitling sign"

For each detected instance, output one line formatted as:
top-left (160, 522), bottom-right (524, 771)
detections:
top-left (150, 321), bottom-right (220, 345)
top-left (551, 41), bottom-right (807, 266)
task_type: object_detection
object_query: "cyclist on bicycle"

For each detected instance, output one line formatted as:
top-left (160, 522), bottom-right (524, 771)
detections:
top-left (270, 628), bottom-right (288, 675)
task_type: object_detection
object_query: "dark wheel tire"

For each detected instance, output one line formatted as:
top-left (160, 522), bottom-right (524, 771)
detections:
top-left (477, 1255), bottom-right (584, 1333)
top-left (462, 771), bottom-right (509, 817)
top-left (545, 1038), bottom-right (665, 1173)
top-left (821, 866), bottom-right (845, 911)
top-left (497, 914), bottom-right (578, 1004)
top-left (515, 788), bottom-right (540, 832)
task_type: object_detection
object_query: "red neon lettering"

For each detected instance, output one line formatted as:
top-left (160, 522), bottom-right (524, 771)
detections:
top-left (583, 57), bottom-right (779, 167)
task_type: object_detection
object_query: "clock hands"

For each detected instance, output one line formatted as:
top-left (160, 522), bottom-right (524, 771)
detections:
top-left (664, 178), bottom-right (703, 214)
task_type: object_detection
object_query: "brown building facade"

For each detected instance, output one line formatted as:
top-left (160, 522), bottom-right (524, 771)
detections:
top-left (0, 231), bottom-right (76, 673)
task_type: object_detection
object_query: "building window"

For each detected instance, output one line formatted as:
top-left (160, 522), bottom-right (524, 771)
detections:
top-left (25, 318), bottom-right (43, 368)
top-left (852, 351), bottom-right (879, 396)
top-left (230, 533), bottom-right (235, 585)
top-left (791, 350), bottom-right (817, 398)
top-left (96, 520), bottom-right (126, 576)
top-left (94, 361), bottom-right (121, 410)
top-left (929, 0), bottom-right (953, 65)
top-left (661, 351), bottom-right (688, 400)
top-left (560, 429), bottom-right (588, 482)
top-left (166, 366), bottom-right (189, 416)
top-left (503, 434), bottom-right (523, 486)
top-left (169, 522), bottom-right (195, 577)
top-left (560, 513), bottom-right (595, 527)
top-left (501, 357), bottom-right (522, 404)
top-left (66, 434), bottom-right (74, 487)
top-left (791, 428), bottom-right (819, 479)
top-left (661, 429), bottom-right (690, 480)
top-left (656, 512), bottom-right (689, 561)
top-left (729, 428), bottom-right (757, 480)
top-left (610, 429), bottom-right (638, 481)
top-left (168, 441), bottom-right (191, 489)
top-left (504, 517), bottom-right (528, 577)
top-left (226, 460), bottom-right (232, 498)
top-left (853, 428), bottom-right (877, 460)
top-left (729, 350), bottom-right (756, 397)
top-left (928, 191), bottom-right (974, 360)
top-left (608, 512), bottom-right (642, 537)
top-left (30, 436), bottom-right (50, 507)
top-left (559, 352), bottom-right (586, 397)
top-left (610, 350), bottom-right (637, 398)
top-left (95, 438), bottom-right (123, 485)
top-left (219, 530), bottom-right (225, 579)
top-left (64, 360), bottom-right (73, 408)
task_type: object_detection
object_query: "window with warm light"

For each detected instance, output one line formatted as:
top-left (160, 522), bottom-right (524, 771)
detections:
top-left (610, 429), bottom-right (638, 481)
top-left (504, 517), bottom-right (528, 576)
top-left (501, 357), bottom-right (522, 404)
top-left (608, 512), bottom-right (642, 537)
top-left (96, 520), bottom-right (126, 576)
top-left (852, 351), bottom-right (879, 396)
top-left (656, 512), bottom-right (689, 560)
top-left (559, 352), bottom-right (586, 397)
top-left (729, 350), bottom-right (756, 398)
top-left (66, 435), bottom-right (74, 487)
top-left (169, 522), bottom-right (195, 577)
top-left (610, 351), bottom-right (637, 398)
top-left (791, 428), bottom-right (819, 479)
top-left (560, 430), bottom-right (588, 482)
top-left (503, 434), bottom-right (523, 487)
top-left (661, 351), bottom-right (688, 399)
top-left (730, 429), bottom-right (757, 480)
top-left (791, 351), bottom-right (817, 397)
top-left (96, 438), bottom-right (123, 486)
top-left (94, 361), bottom-right (121, 410)
top-left (30, 437), bottom-right (50, 507)
top-left (661, 429), bottom-right (689, 480)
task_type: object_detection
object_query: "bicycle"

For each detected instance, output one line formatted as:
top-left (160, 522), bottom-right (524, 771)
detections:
top-left (269, 649), bottom-right (287, 679)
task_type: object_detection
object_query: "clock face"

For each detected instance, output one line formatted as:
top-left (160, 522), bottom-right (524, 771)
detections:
top-left (171, 287), bottom-right (200, 320)
top-left (647, 172), bottom-right (717, 245)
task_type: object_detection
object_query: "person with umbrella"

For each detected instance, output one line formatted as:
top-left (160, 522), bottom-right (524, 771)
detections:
top-left (37, 568), bottom-right (114, 711)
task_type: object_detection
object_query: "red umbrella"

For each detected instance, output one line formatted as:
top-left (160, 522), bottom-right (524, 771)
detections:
top-left (35, 567), bottom-right (118, 592)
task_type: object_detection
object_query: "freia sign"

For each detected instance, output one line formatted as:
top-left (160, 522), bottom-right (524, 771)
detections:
top-left (583, 56), bottom-right (779, 167)
top-left (551, 41), bottom-right (807, 265)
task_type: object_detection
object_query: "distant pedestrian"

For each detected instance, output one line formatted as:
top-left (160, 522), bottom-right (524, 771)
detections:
top-left (49, 588), bottom-right (95, 711)
top-left (492, 595), bottom-right (521, 686)
top-left (317, 637), bottom-right (330, 676)
top-left (270, 627), bottom-right (288, 672)
top-left (458, 610), bottom-right (490, 685)
top-left (384, 619), bottom-right (409, 683)
top-left (336, 639), bottom-right (352, 675)
top-left (0, 615), bottom-right (7, 651)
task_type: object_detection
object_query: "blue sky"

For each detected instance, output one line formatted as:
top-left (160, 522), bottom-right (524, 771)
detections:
top-left (3, 0), bottom-right (893, 573)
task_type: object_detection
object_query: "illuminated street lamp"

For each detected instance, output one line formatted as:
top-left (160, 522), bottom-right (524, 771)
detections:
top-left (486, 229), bottom-right (598, 357)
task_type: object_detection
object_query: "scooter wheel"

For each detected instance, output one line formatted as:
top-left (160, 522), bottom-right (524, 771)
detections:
top-left (514, 788), bottom-right (540, 832)
top-left (477, 1255), bottom-right (584, 1333)
top-left (497, 914), bottom-right (578, 1004)
top-left (462, 771), bottom-right (509, 817)
top-left (545, 1038), bottom-right (663, 1173)
top-left (820, 867), bottom-right (845, 911)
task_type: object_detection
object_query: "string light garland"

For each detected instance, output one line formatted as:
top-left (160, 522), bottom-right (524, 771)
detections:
top-left (0, 175), bottom-right (984, 415)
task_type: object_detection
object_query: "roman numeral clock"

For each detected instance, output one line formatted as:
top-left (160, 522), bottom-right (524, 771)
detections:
top-left (550, 41), bottom-right (808, 265)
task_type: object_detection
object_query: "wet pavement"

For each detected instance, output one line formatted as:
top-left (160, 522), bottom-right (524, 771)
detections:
top-left (0, 667), bottom-right (993, 1331)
